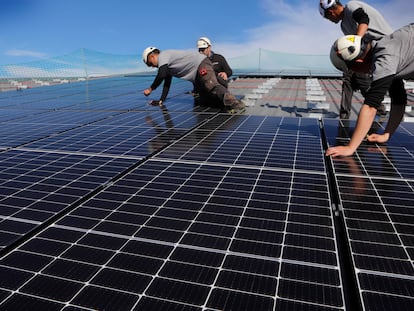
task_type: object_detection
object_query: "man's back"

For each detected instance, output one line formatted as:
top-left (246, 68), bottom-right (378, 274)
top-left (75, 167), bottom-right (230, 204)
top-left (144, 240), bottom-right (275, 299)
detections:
top-left (372, 24), bottom-right (414, 81)
top-left (158, 50), bottom-right (206, 82)
top-left (341, 0), bottom-right (393, 39)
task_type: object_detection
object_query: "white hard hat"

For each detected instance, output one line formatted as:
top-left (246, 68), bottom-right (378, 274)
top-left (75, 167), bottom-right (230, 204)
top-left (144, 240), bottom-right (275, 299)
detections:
top-left (330, 35), bottom-right (362, 72)
top-left (197, 37), bottom-right (211, 49)
top-left (319, 0), bottom-right (337, 16)
top-left (330, 44), bottom-right (348, 72)
top-left (142, 46), bottom-right (159, 65)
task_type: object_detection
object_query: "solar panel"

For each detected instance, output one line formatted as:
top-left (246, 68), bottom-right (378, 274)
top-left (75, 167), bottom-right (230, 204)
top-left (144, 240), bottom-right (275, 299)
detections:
top-left (155, 115), bottom-right (325, 172)
top-left (0, 161), bottom-right (344, 310)
top-left (0, 108), bottom-right (346, 310)
top-left (324, 118), bottom-right (414, 310)
top-left (0, 149), bottom-right (137, 251)
top-left (0, 76), bottom-right (413, 310)
top-left (0, 109), bottom-right (45, 122)
top-left (17, 110), bottom-right (215, 158)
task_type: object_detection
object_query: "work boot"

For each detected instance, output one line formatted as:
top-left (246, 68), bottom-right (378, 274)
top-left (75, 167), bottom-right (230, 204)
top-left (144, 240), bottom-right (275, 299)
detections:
top-left (223, 93), bottom-right (246, 113)
top-left (227, 99), bottom-right (246, 114)
top-left (223, 92), bottom-right (237, 107)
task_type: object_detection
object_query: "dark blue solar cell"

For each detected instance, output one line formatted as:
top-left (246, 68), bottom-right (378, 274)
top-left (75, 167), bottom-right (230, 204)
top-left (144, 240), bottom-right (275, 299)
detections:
top-left (91, 268), bottom-right (151, 294)
top-left (134, 296), bottom-right (201, 311)
top-left (359, 273), bottom-right (414, 297)
top-left (38, 227), bottom-right (84, 243)
top-left (354, 255), bottom-right (414, 275)
top-left (170, 247), bottom-right (224, 267)
top-left (230, 239), bottom-right (281, 258)
top-left (274, 299), bottom-right (342, 311)
top-left (0, 266), bottom-right (34, 290)
top-left (189, 222), bottom-right (235, 237)
top-left (136, 227), bottom-right (183, 243)
top-left (1, 251), bottom-right (53, 272)
top-left (108, 253), bottom-right (163, 275)
top-left (121, 240), bottom-right (173, 258)
top-left (181, 232), bottom-right (231, 250)
top-left (93, 220), bottom-right (138, 235)
top-left (216, 270), bottom-right (277, 296)
top-left (280, 262), bottom-right (340, 286)
top-left (0, 294), bottom-right (63, 311)
top-left (21, 275), bottom-right (82, 302)
top-left (159, 261), bottom-right (218, 285)
top-left (62, 245), bottom-right (114, 265)
top-left (72, 285), bottom-right (138, 311)
top-left (20, 238), bottom-right (69, 256)
top-left (362, 291), bottom-right (414, 311)
top-left (283, 246), bottom-right (337, 266)
top-left (278, 279), bottom-right (343, 307)
top-left (207, 288), bottom-right (274, 311)
top-left (43, 259), bottom-right (100, 282)
top-left (146, 278), bottom-right (210, 305)
top-left (77, 233), bottom-right (126, 250)
top-left (56, 215), bottom-right (100, 230)
top-left (223, 255), bottom-right (279, 276)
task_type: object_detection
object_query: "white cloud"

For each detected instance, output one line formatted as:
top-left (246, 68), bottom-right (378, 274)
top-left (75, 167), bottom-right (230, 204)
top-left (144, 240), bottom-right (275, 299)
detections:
top-left (5, 49), bottom-right (47, 58)
top-left (216, 0), bottom-right (413, 58)
top-left (216, 1), bottom-right (341, 57)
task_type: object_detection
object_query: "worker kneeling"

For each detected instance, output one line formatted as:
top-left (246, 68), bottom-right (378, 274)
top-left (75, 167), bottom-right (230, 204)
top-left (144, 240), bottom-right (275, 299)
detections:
top-left (142, 47), bottom-right (244, 113)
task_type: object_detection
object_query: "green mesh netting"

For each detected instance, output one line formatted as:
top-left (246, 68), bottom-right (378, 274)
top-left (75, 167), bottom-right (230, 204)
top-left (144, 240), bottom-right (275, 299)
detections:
top-left (0, 48), bottom-right (148, 79)
top-left (230, 48), bottom-right (336, 75)
top-left (0, 48), bottom-right (337, 80)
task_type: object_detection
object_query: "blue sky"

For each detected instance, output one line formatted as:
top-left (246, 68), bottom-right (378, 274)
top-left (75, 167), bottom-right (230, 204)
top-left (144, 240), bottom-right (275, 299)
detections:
top-left (0, 0), bottom-right (412, 65)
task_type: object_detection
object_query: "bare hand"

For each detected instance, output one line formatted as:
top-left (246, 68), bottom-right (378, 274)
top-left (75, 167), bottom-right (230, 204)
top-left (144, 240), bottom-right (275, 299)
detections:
top-left (218, 72), bottom-right (228, 80)
top-left (325, 145), bottom-right (356, 158)
top-left (144, 88), bottom-right (152, 96)
top-left (367, 133), bottom-right (390, 144)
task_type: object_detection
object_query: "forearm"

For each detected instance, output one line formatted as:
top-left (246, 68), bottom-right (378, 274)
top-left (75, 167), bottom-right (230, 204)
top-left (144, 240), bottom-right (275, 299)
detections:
top-left (348, 104), bottom-right (377, 151)
top-left (150, 64), bottom-right (168, 90)
top-left (353, 8), bottom-right (369, 36)
top-left (325, 104), bottom-right (377, 157)
top-left (160, 86), bottom-right (169, 102)
top-left (150, 74), bottom-right (163, 91)
top-left (384, 101), bottom-right (405, 136)
top-left (159, 75), bottom-right (172, 102)
top-left (384, 78), bottom-right (407, 136)
top-left (356, 23), bottom-right (368, 36)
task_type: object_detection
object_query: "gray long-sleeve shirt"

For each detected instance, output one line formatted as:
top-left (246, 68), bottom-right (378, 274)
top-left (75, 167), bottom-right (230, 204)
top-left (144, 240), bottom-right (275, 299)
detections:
top-left (157, 50), bottom-right (206, 83)
top-left (363, 24), bottom-right (414, 109)
top-left (372, 23), bottom-right (414, 82)
top-left (341, 0), bottom-right (393, 40)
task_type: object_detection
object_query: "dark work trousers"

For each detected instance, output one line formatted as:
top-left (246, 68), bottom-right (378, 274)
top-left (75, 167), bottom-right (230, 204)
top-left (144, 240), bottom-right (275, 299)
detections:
top-left (194, 58), bottom-right (230, 108)
top-left (341, 70), bottom-right (371, 118)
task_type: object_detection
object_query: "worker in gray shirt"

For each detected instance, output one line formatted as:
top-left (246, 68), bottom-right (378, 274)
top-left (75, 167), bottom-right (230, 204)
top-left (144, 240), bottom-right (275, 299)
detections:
top-left (326, 23), bottom-right (414, 157)
top-left (319, 0), bottom-right (393, 119)
top-left (142, 47), bottom-right (244, 113)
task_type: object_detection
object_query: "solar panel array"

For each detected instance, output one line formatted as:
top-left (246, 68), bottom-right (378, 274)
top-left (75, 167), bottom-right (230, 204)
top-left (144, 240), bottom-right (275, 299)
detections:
top-left (324, 118), bottom-right (414, 311)
top-left (0, 76), bottom-right (413, 311)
